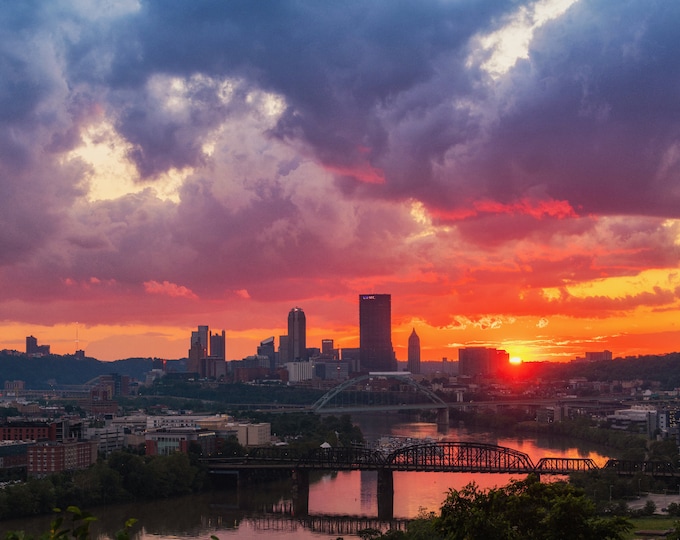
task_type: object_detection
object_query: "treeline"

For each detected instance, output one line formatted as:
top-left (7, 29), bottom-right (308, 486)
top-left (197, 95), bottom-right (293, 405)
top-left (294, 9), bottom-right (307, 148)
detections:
top-left (514, 417), bottom-right (649, 459)
top-left (0, 353), bottom-right (156, 389)
top-left (515, 352), bottom-right (680, 389)
top-left (141, 379), bottom-right (325, 405)
top-left (244, 412), bottom-right (365, 449)
top-left (0, 451), bottom-right (205, 521)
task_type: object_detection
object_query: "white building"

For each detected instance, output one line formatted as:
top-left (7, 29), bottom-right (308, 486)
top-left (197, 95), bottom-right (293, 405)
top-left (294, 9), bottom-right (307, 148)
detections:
top-left (285, 361), bottom-right (314, 382)
top-left (146, 415), bottom-right (209, 430)
top-left (237, 423), bottom-right (271, 447)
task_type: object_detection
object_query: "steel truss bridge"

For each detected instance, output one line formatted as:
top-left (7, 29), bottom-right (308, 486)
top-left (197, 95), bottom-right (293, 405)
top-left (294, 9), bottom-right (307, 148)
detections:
top-left (206, 441), bottom-right (600, 475)
top-left (205, 441), bottom-right (677, 520)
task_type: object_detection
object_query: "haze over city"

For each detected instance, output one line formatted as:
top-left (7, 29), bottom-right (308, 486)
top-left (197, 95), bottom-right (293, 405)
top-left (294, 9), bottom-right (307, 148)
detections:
top-left (2, 1), bottom-right (680, 363)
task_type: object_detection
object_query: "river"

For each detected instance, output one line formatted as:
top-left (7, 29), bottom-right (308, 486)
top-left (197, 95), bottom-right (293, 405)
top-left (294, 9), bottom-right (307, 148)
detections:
top-left (3, 415), bottom-right (616, 539)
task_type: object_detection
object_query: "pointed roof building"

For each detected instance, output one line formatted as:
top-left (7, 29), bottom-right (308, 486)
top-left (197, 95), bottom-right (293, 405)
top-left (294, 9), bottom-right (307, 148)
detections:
top-left (407, 328), bottom-right (421, 374)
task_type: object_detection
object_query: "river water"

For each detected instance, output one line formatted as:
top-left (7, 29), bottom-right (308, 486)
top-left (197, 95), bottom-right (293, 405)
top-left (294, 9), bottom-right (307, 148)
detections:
top-left (3, 415), bottom-right (616, 539)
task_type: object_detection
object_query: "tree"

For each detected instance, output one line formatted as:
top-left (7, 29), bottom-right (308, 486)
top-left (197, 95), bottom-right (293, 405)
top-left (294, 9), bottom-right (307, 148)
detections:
top-left (647, 439), bottom-right (679, 464)
top-left (431, 475), bottom-right (631, 540)
top-left (5, 506), bottom-right (137, 540)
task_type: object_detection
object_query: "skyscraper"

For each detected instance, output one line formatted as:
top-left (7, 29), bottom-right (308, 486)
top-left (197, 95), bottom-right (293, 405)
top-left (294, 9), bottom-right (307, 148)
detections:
top-left (287, 307), bottom-right (307, 361)
top-left (191, 326), bottom-right (209, 356)
top-left (359, 294), bottom-right (396, 371)
top-left (407, 328), bottom-right (421, 374)
top-left (210, 330), bottom-right (226, 360)
top-left (279, 335), bottom-right (290, 365)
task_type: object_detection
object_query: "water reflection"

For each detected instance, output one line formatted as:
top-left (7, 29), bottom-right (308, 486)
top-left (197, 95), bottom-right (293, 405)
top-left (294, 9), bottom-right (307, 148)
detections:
top-left (4, 417), bottom-right (617, 539)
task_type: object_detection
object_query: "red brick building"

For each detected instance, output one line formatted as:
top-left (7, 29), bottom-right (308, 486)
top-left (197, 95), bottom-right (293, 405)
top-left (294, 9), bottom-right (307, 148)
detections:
top-left (0, 421), bottom-right (59, 441)
top-left (27, 441), bottom-right (97, 477)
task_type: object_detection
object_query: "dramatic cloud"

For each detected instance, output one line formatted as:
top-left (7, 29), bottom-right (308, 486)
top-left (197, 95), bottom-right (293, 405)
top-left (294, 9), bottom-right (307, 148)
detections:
top-left (1, 0), bottom-right (680, 361)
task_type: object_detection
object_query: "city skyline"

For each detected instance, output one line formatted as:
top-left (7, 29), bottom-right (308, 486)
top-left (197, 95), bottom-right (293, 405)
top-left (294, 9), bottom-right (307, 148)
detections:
top-left (2, 2), bottom-right (680, 363)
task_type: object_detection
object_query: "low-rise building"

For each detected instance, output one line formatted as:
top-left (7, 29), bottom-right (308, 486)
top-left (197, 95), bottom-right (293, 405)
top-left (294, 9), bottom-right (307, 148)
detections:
top-left (607, 405), bottom-right (658, 437)
top-left (145, 428), bottom-right (216, 456)
top-left (146, 415), bottom-right (207, 430)
top-left (237, 423), bottom-right (271, 447)
top-left (84, 425), bottom-right (126, 455)
top-left (285, 361), bottom-right (314, 383)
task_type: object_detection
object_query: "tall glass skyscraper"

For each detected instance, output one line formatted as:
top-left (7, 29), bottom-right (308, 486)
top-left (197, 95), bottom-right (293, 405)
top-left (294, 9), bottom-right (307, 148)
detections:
top-left (359, 294), bottom-right (396, 371)
top-left (287, 307), bottom-right (307, 361)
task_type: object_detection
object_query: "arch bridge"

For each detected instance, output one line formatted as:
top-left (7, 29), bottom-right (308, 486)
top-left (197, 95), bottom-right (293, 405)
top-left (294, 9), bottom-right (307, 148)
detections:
top-left (311, 372), bottom-right (449, 421)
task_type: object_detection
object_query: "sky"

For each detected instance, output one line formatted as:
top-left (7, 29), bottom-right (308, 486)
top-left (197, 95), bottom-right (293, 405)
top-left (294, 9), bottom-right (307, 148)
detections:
top-left (2, 0), bottom-right (680, 363)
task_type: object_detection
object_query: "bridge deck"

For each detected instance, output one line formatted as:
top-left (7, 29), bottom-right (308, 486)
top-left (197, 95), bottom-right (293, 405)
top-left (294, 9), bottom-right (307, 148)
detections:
top-left (201, 441), bottom-right (643, 476)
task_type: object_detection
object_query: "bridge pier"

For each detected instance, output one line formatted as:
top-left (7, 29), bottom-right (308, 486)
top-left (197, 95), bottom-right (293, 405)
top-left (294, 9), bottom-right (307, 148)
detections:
top-left (377, 469), bottom-right (394, 520)
top-left (437, 407), bottom-right (449, 430)
top-left (292, 468), bottom-right (309, 516)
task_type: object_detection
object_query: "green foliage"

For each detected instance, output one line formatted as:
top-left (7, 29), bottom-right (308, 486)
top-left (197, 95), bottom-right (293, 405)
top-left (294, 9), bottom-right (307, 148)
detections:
top-left (4, 506), bottom-right (137, 540)
top-left (0, 450), bottom-right (205, 522)
top-left (516, 416), bottom-right (648, 455)
top-left (430, 475), bottom-right (631, 540)
top-left (245, 412), bottom-right (364, 448)
top-left (0, 352), bottom-right (153, 389)
top-left (514, 353), bottom-right (680, 390)
top-left (140, 379), bottom-right (325, 406)
top-left (647, 439), bottom-right (680, 463)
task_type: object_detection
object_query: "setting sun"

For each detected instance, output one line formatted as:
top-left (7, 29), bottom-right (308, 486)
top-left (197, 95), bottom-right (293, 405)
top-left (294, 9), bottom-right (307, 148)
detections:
top-left (509, 356), bottom-right (523, 365)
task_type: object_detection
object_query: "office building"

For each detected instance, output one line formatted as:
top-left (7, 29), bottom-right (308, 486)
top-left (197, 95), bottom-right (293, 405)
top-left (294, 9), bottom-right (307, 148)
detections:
top-left (191, 326), bottom-right (209, 355)
top-left (26, 336), bottom-right (50, 356)
top-left (188, 325), bottom-right (226, 378)
top-left (458, 347), bottom-right (509, 377)
top-left (279, 335), bottom-right (290, 365)
top-left (359, 294), bottom-right (396, 372)
top-left (341, 347), bottom-right (360, 373)
top-left (287, 307), bottom-right (307, 361)
top-left (407, 328), bottom-right (421, 374)
top-left (321, 339), bottom-right (339, 360)
top-left (257, 336), bottom-right (276, 370)
top-left (210, 330), bottom-right (226, 360)
top-left (585, 350), bottom-right (613, 362)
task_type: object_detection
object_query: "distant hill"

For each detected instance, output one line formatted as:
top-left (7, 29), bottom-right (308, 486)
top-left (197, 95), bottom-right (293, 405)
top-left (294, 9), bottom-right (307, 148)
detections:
top-left (0, 353), bottom-right (182, 389)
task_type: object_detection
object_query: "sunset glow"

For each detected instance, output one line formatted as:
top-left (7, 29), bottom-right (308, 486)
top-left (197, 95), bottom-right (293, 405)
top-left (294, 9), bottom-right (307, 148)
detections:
top-left (2, 2), bottom-right (680, 362)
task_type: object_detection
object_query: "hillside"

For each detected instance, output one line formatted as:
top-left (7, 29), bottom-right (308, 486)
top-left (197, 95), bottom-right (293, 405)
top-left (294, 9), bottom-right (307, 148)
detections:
top-left (0, 353), bottom-right (163, 389)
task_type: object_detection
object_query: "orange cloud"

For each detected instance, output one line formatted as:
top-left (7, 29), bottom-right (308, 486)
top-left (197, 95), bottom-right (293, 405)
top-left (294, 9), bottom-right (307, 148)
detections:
top-left (143, 280), bottom-right (197, 299)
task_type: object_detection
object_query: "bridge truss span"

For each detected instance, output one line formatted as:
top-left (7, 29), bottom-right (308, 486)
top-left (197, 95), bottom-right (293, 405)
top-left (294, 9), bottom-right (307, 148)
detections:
top-left (535, 457), bottom-right (598, 474)
top-left (386, 441), bottom-right (535, 473)
top-left (299, 446), bottom-right (387, 470)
